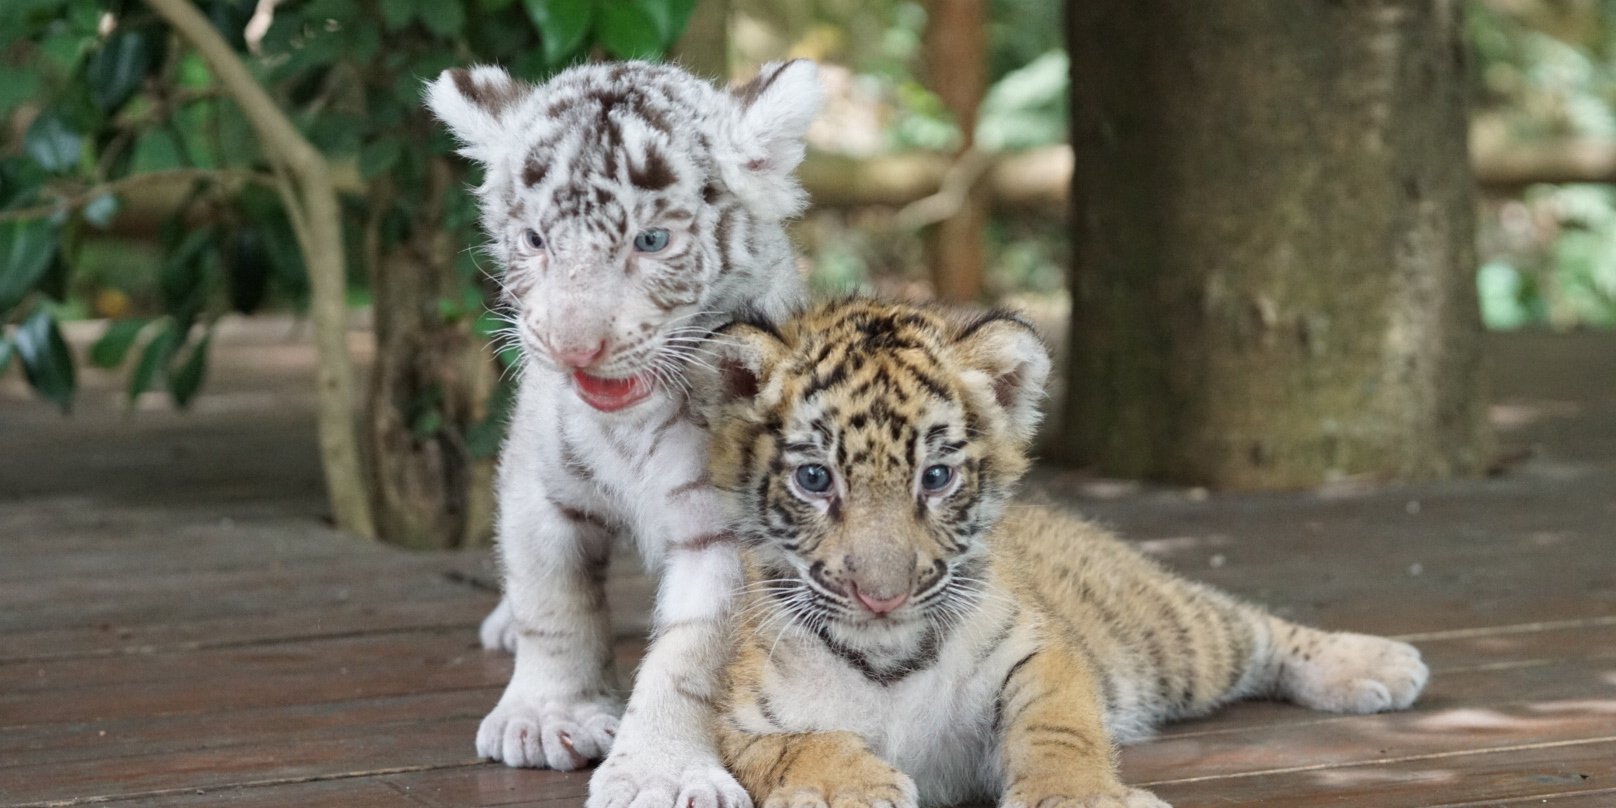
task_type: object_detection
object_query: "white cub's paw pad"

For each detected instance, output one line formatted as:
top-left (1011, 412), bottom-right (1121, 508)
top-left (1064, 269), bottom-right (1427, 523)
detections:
top-left (478, 599), bottom-right (519, 653)
top-left (1294, 632), bottom-right (1429, 713)
top-left (587, 757), bottom-right (752, 808)
top-left (476, 695), bottom-right (621, 769)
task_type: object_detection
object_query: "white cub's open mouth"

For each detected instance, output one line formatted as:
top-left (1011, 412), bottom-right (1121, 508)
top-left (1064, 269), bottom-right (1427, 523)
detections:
top-left (570, 370), bottom-right (656, 412)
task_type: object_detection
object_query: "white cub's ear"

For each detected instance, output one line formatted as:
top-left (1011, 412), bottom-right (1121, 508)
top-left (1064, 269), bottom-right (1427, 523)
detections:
top-left (952, 312), bottom-right (1052, 445)
top-left (424, 65), bottom-right (528, 165)
top-left (718, 59), bottom-right (825, 220)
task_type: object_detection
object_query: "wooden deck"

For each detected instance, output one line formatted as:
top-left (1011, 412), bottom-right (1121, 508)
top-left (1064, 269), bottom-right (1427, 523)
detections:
top-left (3, 325), bottom-right (1614, 807)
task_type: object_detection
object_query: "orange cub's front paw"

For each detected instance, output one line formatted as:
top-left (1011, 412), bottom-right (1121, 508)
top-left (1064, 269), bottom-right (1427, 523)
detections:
top-left (1002, 784), bottom-right (1171, 808)
top-left (759, 757), bottom-right (918, 808)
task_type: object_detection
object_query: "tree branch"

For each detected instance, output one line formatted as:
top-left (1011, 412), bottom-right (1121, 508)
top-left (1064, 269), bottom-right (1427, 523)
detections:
top-left (143, 0), bottom-right (376, 539)
top-left (0, 168), bottom-right (275, 224)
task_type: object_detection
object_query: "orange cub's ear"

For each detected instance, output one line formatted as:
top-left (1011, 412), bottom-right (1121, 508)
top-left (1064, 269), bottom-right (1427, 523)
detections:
top-left (952, 312), bottom-right (1052, 444)
top-left (704, 317), bottom-right (790, 408)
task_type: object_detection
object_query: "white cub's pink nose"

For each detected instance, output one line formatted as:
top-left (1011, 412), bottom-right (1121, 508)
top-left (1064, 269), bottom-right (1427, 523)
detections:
top-left (551, 340), bottom-right (605, 369)
top-left (851, 584), bottom-right (910, 615)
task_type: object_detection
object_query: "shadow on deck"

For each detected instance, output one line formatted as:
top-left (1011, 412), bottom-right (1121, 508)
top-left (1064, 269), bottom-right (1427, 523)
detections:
top-left (2, 323), bottom-right (1613, 807)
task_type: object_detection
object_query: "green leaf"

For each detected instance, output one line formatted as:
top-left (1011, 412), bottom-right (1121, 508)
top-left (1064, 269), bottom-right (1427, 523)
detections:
top-left (226, 230), bottom-right (271, 314)
top-left (90, 318), bottom-right (151, 368)
top-left (168, 332), bottom-right (210, 407)
top-left (659, 0), bottom-right (697, 45)
top-left (359, 138), bottom-right (403, 179)
top-left (0, 66), bottom-right (43, 116)
top-left (24, 112), bottom-right (82, 174)
top-left (207, 0), bottom-right (256, 51)
top-left (82, 193), bottom-right (120, 229)
top-left (38, 31), bottom-right (91, 73)
top-left (596, 2), bottom-right (663, 60)
top-left (130, 129), bottom-right (184, 172)
top-left (14, 307), bottom-right (76, 411)
top-left (379, 0), bottom-right (416, 30)
top-left (0, 338), bottom-right (13, 377)
top-left (0, 218), bottom-right (59, 315)
top-left (418, 0), bottom-right (465, 37)
top-left (159, 226), bottom-right (215, 322)
top-left (634, 0), bottom-right (694, 45)
top-left (524, 0), bottom-right (593, 63)
top-left (129, 320), bottom-right (179, 400)
top-left (85, 28), bottom-right (158, 114)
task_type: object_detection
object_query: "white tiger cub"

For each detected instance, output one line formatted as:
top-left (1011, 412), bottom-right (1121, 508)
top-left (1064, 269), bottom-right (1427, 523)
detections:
top-left (425, 60), bottom-right (822, 808)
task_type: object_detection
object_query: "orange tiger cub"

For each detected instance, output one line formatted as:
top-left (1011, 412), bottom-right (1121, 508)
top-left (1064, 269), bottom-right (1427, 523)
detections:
top-left (702, 298), bottom-right (1428, 808)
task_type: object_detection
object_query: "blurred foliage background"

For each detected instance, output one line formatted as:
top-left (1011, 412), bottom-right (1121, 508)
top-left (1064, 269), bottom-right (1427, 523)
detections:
top-left (10, 0), bottom-right (1613, 412)
top-left (1, 0), bottom-right (1613, 540)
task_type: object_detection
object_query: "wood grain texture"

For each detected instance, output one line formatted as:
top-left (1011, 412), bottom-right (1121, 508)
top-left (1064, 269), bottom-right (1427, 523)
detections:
top-left (2, 330), bottom-right (1613, 806)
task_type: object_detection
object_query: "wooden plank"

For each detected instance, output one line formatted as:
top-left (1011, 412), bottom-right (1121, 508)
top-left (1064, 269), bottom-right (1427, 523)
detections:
top-left (386, 766), bottom-right (590, 807)
top-left (0, 713), bottom-right (480, 804)
top-left (0, 688), bottom-right (492, 766)
top-left (0, 631), bottom-right (510, 727)
top-left (7, 777), bottom-right (424, 808)
top-left (0, 595), bottom-right (494, 662)
top-left (1434, 787), bottom-right (1616, 807)
top-left (33, 765), bottom-right (590, 808)
top-left (1144, 737), bottom-right (1616, 807)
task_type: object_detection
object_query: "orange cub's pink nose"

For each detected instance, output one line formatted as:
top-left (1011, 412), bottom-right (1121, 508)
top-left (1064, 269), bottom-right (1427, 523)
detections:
top-left (851, 584), bottom-right (910, 615)
top-left (553, 340), bottom-right (605, 369)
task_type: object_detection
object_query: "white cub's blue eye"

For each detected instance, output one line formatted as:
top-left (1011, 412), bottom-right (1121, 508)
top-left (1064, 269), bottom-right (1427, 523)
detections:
top-left (633, 228), bottom-right (670, 253)
top-left (921, 464), bottom-right (954, 492)
top-left (523, 229), bottom-right (544, 250)
top-left (794, 464), bottom-right (833, 494)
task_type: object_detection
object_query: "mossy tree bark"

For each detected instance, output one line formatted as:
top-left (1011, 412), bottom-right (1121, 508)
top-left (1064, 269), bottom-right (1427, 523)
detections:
top-left (363, 158), bottom-right (497, 550)
top-left (1058, 0), bottom-right (1492, 489)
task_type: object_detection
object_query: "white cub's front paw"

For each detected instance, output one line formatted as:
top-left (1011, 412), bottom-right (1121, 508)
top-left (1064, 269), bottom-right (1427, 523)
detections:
top-left (476, 693), bottom-right (622, 769)
top-left (478, 598), bottom-right (519, 653)
top-left (587, 754), bottom-right (752, 808)
top-left (1288, 632), bottom-right (1429, 713)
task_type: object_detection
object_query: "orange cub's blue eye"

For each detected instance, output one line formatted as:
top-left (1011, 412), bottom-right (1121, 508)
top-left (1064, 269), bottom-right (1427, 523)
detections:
top-left (633, 228), bottom-right (670, 252)
top-left (523, 229), bottom-right (544, 250)
top-left (794, 464), bottom-right (832, 494)
top-left (921, 464), bottom-right (953, 492)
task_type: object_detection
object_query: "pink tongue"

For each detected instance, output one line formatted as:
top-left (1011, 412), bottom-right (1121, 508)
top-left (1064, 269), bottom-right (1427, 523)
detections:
top-left (572, 371), bottom-right (650, 411)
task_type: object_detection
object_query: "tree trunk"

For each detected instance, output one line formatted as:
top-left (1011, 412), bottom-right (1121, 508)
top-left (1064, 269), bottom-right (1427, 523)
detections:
top-left (923, 0), bottom-right (989, 302)
top-left (364, 159), bottom-right (497, 549)
top-left (144, 0), bottom-right (375, 536)
top-left (1058, 0), bottom-right (1492, 489)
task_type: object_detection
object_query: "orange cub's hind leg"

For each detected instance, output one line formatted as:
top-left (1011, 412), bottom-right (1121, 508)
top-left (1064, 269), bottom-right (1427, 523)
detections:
top-left (719, 727), bottom-right (918, 808)
top-left (997, 645), bottom-right (1170, 808)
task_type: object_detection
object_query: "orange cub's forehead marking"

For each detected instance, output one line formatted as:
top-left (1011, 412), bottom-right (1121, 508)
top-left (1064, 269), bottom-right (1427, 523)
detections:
top-left (760, 300), bottom-right (975, 473)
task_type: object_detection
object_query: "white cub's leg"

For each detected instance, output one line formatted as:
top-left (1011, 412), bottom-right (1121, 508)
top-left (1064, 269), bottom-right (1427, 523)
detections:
top-left (479, 597), bottom-right (519, 653)
top-left (479, 493), bottom-right (622, 769)
top-left (588, 537), bottom-right (751, 808)
top-left (1262, 617), bottom-right (1429, 713)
